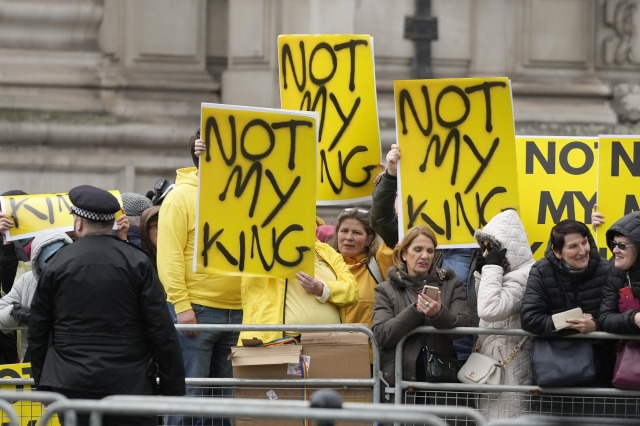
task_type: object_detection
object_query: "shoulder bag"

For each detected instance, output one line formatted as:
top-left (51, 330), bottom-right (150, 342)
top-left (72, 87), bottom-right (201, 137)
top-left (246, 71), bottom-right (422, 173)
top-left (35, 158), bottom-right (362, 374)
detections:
top-left (422, 345), bottom-right (461, 383)
top-left (531, 279), bottom-right (597, 387)
top-left (457, 336), bottom-right (527, 385)
top-left (532, 338), bottom-right (596, 387)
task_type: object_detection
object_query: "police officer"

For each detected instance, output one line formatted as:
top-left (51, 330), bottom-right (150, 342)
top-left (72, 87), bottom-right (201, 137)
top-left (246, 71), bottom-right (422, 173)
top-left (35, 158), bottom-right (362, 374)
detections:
top-left (29, 185), bottom-right (185, 426)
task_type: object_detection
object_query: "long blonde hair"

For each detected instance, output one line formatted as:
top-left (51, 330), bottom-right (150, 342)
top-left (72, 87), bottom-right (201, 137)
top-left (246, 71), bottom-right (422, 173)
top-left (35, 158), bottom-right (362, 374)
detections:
top-left (392, 225), bottom-right (438, 268)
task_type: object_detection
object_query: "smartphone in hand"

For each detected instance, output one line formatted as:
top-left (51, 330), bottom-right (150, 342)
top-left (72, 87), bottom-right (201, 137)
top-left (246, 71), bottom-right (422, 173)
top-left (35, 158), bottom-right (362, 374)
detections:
top-left (422, 285), bottom-right (439, 300)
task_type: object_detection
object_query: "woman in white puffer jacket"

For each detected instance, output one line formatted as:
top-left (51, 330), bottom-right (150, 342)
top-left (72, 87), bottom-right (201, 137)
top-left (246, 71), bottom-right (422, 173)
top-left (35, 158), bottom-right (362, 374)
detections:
top-left (472, 209), bottom-right (534, 420)
top-left (0, 231), bottom-right (72, 361)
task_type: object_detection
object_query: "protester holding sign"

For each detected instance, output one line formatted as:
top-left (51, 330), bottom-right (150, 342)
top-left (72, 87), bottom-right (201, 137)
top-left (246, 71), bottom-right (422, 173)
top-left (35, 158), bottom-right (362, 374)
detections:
top-left (0, 190), bottom-right (32, 296)
top-left (192, 138), bottom-right (356, 345)
top-left (158, 132), bottom-right (241, 426)
top-left (472, 209), bottom-right (534, 420)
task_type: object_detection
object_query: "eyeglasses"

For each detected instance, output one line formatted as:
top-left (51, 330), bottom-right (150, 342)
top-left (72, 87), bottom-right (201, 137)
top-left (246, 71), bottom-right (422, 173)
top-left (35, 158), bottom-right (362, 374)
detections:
top-left (609, 240), bottom-right (635, 251)
top-left (342, 208), bottom-right (369, 216)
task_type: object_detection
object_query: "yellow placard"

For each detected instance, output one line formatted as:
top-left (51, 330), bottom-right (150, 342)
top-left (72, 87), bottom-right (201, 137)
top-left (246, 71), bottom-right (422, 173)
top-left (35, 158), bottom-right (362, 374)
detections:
top-left (278, 34), bottom-right (381, 205)
top-left (394, 77), bottom-right (520, 246)
top-left (0, 191), bottom-right (123, 241)
top-left (515, 136), bottom-right (598, 259)
top-left (195, 103), bottom-right (317, 278)
top-left (0, 363), bottom-right (60, 426)
top-left (596, 135), bottom-right (640, 253)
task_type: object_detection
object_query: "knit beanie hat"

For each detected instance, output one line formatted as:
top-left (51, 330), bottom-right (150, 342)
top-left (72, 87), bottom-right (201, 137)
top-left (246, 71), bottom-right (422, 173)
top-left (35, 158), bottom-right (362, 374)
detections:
top-left (122, 192), bottom-right (153, 217)
top-left (37, 240), bottom-right (65, 272)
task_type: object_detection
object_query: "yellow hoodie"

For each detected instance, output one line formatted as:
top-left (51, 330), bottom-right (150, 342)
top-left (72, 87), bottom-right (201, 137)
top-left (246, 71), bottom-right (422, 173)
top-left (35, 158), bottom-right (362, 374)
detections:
top-left (157, 167), bottom-right (241, 313)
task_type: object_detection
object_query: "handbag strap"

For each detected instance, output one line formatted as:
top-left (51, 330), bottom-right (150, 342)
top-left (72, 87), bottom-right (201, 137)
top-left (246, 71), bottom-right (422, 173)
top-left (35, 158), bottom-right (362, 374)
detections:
top-left (475, 335), bottom-right (528, 367)
top-left (366, 256), bottom-right (383, 284)
top-left (500, 335), bottom-right (528, 367)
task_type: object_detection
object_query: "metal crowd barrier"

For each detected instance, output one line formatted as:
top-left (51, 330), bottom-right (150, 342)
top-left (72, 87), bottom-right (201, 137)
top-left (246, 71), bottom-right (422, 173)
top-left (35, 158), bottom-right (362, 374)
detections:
top-left (36, 395), bottom-right (487, 426)
top-left (0, 390), bottom-right (69, 426)
top-left (0, 323), bottom-right (382, 424)
top-left (173, 323), bottom-right (381, 402)
top-left (393, 326), bottom-right (640, 424)
top-left (0, 324), bottom-right (380, 400)
top-left (4, 324), bottom-right (640, 425)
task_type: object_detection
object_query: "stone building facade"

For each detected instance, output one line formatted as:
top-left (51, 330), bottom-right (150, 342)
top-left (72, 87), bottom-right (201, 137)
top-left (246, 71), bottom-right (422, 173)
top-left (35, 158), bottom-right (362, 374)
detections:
top-left (1, 0), bottom-right (640, 195)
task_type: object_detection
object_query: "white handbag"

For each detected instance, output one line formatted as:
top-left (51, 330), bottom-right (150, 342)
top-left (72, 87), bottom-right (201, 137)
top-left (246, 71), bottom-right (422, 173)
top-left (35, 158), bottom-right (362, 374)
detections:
top-left (458, 352), bottom-right (504, 384)
top-left (457, 336), bottom-right (528, 385)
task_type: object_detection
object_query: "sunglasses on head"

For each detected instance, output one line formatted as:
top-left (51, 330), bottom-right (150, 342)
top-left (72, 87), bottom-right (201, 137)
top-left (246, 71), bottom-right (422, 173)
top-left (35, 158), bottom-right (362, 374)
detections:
top-left (609, 240), bottom-right (635, 251)
top-left (343, 208), bottom-right (369, 216)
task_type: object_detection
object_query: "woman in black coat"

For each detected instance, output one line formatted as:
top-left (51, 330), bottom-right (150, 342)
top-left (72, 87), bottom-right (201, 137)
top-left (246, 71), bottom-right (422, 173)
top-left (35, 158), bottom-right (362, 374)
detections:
top-left (521, 219), bottom-right (614, 388)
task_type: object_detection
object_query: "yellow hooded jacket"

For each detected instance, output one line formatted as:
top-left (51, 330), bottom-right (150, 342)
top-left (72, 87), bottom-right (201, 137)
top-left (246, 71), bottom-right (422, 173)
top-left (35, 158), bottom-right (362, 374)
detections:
top-left (157, 167), bottom-right (241, 313)
top-left (239, 241), bottom-right (358, 344)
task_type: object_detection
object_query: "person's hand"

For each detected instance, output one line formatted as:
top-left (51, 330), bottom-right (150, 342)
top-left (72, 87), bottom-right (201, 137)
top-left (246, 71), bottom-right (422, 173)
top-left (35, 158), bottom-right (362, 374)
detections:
top-left (116, 212), bottom-right (129, 241)
top-left (417, 291), bottom-right (441, 318)
top-left (386, 144), bottom-right (400, 176)
top-left (0, 212), bottom-right (14, 245)
top-left (591, 204), bottom-right (604, 231)
top-left (296, 272), bottom-right (324, 297)
top-left (10, 302), bottom-right (31, 325)
top-left (194, 139), bottom-right (206, 158)
top-left (177, 309), bottom-right (198, 337)
top-left (566, 313), bottom-right (596, 334)
top-left (634, 312), bottom-right (640, 328)
top-left (372, 162), bottom-right (386, 186)
top-left (475, 255), bottom-right (486, 273)
top-left (485, 248), bottom-right (507, 266)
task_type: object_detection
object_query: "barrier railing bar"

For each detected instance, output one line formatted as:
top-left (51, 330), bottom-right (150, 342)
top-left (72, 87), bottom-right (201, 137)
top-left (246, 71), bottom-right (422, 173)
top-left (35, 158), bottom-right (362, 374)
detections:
top-left (0, 398), bottom-right (19, 426)
top-left (393, 326), bottom-right (640, 404)
top-left (0, 390), bottom-right (75, 426)
top-left (0, 323), bottom-right (381, 402)
top-left (37, 395), bottom-right (488, 426)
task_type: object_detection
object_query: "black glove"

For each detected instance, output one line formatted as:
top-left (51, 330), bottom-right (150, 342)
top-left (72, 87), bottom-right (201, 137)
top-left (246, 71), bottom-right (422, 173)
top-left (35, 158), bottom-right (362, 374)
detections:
top-left (485, 248), bottom-right (507, 266)
top-left (474, 255), bottom-right (486, 273)
top-left (10, 302), bottom-right (31, 325)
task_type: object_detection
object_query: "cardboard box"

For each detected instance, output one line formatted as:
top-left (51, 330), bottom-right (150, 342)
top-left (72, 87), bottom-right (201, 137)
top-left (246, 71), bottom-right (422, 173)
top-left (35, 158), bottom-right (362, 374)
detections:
top-left (230, 344), bottom-right (303, 379)
top-left (231, 331), bottom-right (372, 425)
top-left (230, 331), bottom-right (370, 380)
top-left (300, 331), bottom-right (371, 379)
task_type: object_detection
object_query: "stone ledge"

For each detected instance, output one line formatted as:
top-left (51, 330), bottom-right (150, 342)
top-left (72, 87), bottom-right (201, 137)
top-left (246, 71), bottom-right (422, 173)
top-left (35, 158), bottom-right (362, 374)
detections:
top-left (0, 110), bottom-right (197, 150)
